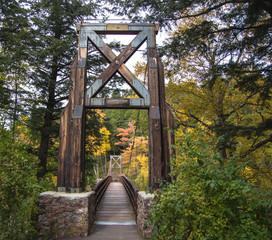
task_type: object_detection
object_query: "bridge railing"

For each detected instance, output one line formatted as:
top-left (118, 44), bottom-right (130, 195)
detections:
top-left (92, 175), bottom-right (112, 210)
top-left (119, 175), bottom-right (138, 216)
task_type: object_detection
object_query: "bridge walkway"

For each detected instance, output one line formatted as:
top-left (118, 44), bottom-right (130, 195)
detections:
top-left (68, 182), bottom-right (142, 240)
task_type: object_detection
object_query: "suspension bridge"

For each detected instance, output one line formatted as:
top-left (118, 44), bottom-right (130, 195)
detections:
top-left (38, 23), bottom-right (174, 239)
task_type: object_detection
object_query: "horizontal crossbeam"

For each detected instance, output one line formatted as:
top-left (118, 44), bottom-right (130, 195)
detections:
top-left (85, 98), bottom-right (149, 109)
top-left (76, 23), bottom-right (159, 35)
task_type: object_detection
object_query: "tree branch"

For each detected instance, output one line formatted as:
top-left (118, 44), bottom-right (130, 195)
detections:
top-left (244, 133), bottom-right (272, 156)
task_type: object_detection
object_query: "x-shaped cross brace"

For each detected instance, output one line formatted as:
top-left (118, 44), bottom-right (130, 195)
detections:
top-left (111, 156), bottom-right (121, 169)
top-left (83, 29), bottom-right (150, 106)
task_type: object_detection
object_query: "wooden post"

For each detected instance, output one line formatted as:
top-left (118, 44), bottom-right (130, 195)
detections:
top-left (147, 27), bottom-right (163, 189)
top-left (69, 47), bottom-right (87, 193)
top-left (57, 56), bottom-right (77, 192)
top-left (158, 58), bottom-right (175, 182)
top-left (57, 37), bottom-right (87, 193)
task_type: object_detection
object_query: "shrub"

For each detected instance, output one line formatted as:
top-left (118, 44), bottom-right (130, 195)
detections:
top-left (0, 131), bottom-right (41, 240)
top-left (150, 133), bottom-right (272, 240)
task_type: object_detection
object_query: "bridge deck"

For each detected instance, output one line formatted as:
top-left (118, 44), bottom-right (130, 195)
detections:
top-left (66, 182), bottom-right (142, 240)
top-left (96, 181), bottom-right (136, 224)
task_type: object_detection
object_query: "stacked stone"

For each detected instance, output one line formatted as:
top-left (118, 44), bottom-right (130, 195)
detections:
top-left (136, 191), bottom-right (155, 238)
top-left (38, 191), bottom-right (95, 239)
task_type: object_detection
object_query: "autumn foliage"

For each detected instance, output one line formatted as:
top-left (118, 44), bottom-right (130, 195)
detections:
top-left (115, 121), bottom-right (148, 190)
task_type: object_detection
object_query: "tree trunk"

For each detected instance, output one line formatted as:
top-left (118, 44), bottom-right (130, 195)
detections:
top-left (37, 55), bottom-right (58, 179)
top-left (12, 74), bottom-right (18, 137)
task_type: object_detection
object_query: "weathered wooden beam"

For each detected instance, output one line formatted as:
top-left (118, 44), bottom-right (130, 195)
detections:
top-left (57, 106), bottom-right (68, 191)
top-left (147, 29), bottom-right (164, 189)
top-left (85, 98), bottom-right (150, 109)
top-left (76, 23), bottom-right (159, 35)
top-left (158, 57), bottom-right (175, 182)
top-left (57, 55), bottom-right (77, 192)
top-left (69, 47), bottom-right (87, 192)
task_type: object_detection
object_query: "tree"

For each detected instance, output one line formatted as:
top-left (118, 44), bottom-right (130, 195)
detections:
top-left (27, 0), bottom-right (103, 179)
top-left (163, 19), bottom-right (272, 188)
top-left (85, 109), bottom-right (111, 184)
top-left (0, 128), bottom-right (41, 240)
top-left (109, 0), bottom-right (272, 146)
top-left (115, 121), bottom-right (149, 190)
top-left (0, 0), bottom-right (30, 71)
top-left (0, 1), bottom-right (32, 130)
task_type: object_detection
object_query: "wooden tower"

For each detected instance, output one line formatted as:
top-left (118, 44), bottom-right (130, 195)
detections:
top-left (57, 23), bottom-right (175, 193)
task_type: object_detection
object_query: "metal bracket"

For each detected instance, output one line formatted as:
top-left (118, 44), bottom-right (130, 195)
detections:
top-left (57, 187), bottom-right (66, 192)
top-left (77, 58), bottom-right (86, 68)
top-left (70, 187), bottom-right (82, 193)
top-left (73, 105), bottom-right (83, 119)
top-left (90, 98), bottom-right (105, 106)
top-left (131, 28), bottom-right (148, 48)
top-left (87, 31), bottom-right (104, 48)
top-left (148, 56), bottom-right (157, 68)
top-left (85, 79), bottom-right (103, 104)
top-left (130, 98), bottom-right (144, 106)
top-left (150, 106), bottom-right (161, 120)
top-left (132, 79), bottom-right (150, 105)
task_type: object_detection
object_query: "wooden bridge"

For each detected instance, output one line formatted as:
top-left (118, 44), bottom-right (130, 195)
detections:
top-left (39, 175), bottom-right (152, 239)
top-left (87, 180), bottom-right (142, 240)
top-left (76, 159), bottom-right (148, 239)
top-left (38, 22), bottom-right (174, 239)
top-left (57, 22), bottom-right (175, 193)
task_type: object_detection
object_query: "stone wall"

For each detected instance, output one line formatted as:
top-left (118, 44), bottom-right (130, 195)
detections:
top-left (38, 191), bottom-right (95, 239)
top-left (136, 191), bottom-right (155, 238)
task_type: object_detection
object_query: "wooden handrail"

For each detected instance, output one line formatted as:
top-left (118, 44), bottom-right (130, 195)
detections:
top-left (92, 175), bottom-right (112, 210)
top-left (119, 175), bottom-right (138, 217)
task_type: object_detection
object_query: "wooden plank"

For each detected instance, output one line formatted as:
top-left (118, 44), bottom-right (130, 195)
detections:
top-left (101, 98), bottom-right (130, 107)
top-left (84, 225), bottom-right (142, 240)
top-left (86, 105), bottom-right (148, 109)
top-left (95, 182), bottom-right (136, 223)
